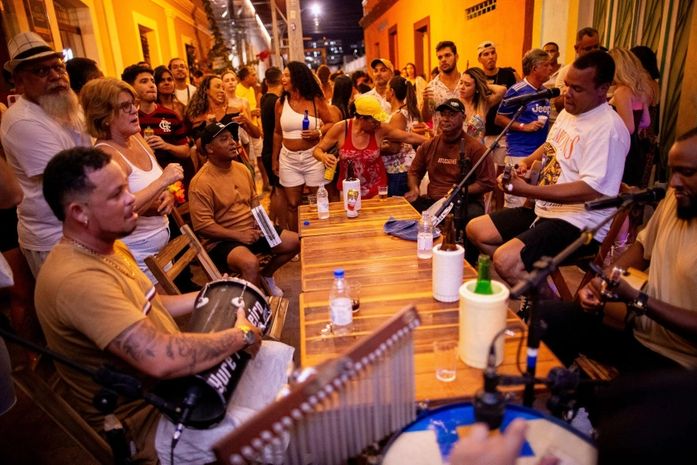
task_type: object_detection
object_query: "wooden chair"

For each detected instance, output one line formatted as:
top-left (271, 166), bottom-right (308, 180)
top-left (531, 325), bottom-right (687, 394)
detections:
top-left (145, 224), bottom-right (221, 295)
top-left (145, 225), bottom-right (288, 340)
top-left (550, 209), bottom-right (632, 301)
top-left (11, 357), bottom-right (114, 464)
top-left (170, 201), bottom-right (191, 229)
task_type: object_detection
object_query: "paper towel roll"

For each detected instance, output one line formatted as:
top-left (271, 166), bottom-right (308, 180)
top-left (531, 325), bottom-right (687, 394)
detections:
top-left (458, 279), bottom-right (510, 369)
top-left (432, 244), bottom-right (464, 302)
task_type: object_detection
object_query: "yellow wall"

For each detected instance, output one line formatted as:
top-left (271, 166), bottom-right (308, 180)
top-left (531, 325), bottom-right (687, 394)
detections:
top-left (363, 0), bottom-right (532, 77)
top-left (3, 0), bottom-right (212, 79)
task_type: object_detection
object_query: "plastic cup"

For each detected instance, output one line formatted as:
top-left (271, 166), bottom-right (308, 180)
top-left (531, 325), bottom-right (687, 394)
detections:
top-left (378, 185), bottom-right (388, 200)
top-left (433, 340), bottom-right (457, 382)
top-left (537, 115), bottom-right (548, 124)
top-left (350, 281), bottom-right (361, 313)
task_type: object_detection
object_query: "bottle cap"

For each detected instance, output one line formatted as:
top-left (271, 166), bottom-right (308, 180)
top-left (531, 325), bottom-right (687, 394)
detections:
top-left (303, 220), bottom-right (310, 226)
top-left (333, 268), bottom-right (345, 278)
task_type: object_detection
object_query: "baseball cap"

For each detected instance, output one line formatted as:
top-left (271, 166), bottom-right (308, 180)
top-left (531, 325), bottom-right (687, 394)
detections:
top-left (200, 122), bottom-right (235, 152)
top-left (370, 58), bottom-right (394, 73)
top-left (354, 94), bottom-right (389, 123)
top-left (477, 41), bottom-right (496, 56)
top-left (435, 98), bottom-right (465, 114)
top-left (4, 32), bottom-right (64, 73)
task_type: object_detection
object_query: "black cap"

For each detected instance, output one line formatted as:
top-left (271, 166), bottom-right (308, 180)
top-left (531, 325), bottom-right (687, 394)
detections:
top-left (200, 122), bottom-right (235, 152)
top-left (435, 98), bottom-right (465, 114)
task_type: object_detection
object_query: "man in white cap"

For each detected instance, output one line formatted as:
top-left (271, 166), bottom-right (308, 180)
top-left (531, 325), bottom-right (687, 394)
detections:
top-left (366, 57), bottom-right (394, 114)
top-left (477, 40), bottom-right (521, 165)
top-left (0, 32), bottom-right (91, 276)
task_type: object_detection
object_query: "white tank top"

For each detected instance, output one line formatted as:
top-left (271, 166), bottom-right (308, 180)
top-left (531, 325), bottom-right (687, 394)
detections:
top-left (94, 139), bottom-right (168, 244)
top-left (280, 98), bottom-right (322, 139)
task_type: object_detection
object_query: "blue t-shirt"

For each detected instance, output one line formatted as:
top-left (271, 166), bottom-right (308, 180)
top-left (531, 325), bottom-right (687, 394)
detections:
top-left (497, 79), bottom-right (551, 157)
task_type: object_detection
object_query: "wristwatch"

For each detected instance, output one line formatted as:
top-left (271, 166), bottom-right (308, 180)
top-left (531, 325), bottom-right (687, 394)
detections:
top-left (628, 291), bottom-right (649, 316)
top-left (238, 325), bottom-right (257, 347)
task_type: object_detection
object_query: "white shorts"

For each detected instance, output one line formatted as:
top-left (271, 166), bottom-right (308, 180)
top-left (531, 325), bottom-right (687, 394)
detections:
top-left (279, 145), bottom-right (326, 188)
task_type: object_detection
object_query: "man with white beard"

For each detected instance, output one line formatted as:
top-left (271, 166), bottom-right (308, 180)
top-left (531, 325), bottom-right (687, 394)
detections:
top-left (1, 32), bottom-right (91, 276)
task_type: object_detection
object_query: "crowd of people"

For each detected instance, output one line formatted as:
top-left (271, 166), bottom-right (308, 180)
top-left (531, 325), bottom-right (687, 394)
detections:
top-left (0, 23), bottom-right (695, 465)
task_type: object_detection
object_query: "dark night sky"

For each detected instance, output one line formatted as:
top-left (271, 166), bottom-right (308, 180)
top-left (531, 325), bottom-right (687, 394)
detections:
top-left (301, 0), bottom-right (364, 45)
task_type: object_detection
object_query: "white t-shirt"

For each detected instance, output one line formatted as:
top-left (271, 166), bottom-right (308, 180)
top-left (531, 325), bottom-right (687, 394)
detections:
top-left (174, 84), bottom-right (198, 106)
top-left (534, 103), bottom-right (630, 241)
top-left (365, 87), bottom-right (392, 114)
top-left (0, 96), bottom-right (91, 251)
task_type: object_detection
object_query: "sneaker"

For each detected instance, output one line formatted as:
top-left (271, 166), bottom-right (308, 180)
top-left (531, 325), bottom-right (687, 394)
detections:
top-left (262, 275), bottom-right (284, 297)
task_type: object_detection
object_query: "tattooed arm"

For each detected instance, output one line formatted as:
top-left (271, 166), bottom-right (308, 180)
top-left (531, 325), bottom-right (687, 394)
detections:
top-left (107, 307), bottom-right (262, 379)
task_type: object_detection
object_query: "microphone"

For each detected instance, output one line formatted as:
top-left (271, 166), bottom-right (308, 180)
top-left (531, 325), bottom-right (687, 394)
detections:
top-left (501, 87), bottom-right (560, 107)
top-left (171, 385), bottom-right (201, 449)
top-left (584, 185), bottom-right (666, 211)
top-left (473, 343), bottom-right (506, 429)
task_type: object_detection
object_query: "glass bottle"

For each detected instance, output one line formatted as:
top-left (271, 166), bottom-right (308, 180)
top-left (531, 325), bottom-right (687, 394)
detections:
top-left (473, 254), bottom-right (494, 295)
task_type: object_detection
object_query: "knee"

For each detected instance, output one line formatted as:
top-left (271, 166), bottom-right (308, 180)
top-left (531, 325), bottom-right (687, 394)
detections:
top-left (492, 246), bottom-right (519, 277)
top-left (466, 216), bottom-right (486, 244)
top-left (230, 254), bottom-right (260, 275)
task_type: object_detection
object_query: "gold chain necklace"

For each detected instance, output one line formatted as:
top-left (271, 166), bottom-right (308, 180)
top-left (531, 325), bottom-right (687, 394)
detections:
top-left (63, 237), bottom-right (136, 279)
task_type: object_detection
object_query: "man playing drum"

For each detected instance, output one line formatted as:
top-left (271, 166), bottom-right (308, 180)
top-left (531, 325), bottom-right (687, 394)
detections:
top-left (36, 146), bottom-right (293, 464)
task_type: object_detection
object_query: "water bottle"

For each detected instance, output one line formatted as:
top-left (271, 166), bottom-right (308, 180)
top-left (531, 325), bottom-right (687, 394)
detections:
top-left (329, 268), bottom-right (353, 335)
top-left (317, 184), bottom-right (330, 220)
top-left (417, 211), bottom-right (434, 259)
top-left (302, 110), bottom-right (310, 130)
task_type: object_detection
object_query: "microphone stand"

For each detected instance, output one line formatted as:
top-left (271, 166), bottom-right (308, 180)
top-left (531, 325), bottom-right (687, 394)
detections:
top-left (509, 200), bottom-right (634, 407)
top-left (0, 323), bottom-right (182, 464)
top-left (452, 141), bottom-right (472, 244)
top-left (433, 105), bottom-right (525, 225)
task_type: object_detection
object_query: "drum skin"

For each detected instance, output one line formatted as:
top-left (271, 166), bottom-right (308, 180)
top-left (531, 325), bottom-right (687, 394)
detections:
top-left (382, 402), bottom-right (596, 465)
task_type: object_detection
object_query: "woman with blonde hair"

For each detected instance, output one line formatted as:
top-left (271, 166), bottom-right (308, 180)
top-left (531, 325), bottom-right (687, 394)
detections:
top-left (459, 67), bottom-right (506, 142)
top-left (608, 47), bottom-right (658, 186)
top-left (80, 78), bottom-right (184, 284)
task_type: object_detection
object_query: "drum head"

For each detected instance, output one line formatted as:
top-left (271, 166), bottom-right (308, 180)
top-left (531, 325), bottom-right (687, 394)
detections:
top-left (189, 277), bottom-right (272, 335)
top-left (382, 402), bottom-right (596, 465)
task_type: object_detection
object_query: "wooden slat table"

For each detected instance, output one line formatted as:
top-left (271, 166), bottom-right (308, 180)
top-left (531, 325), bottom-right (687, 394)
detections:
top-left (298, 196), bottom-right (419, 238)
top-left (299, 284), bottom-right (560, 404)
top-left (298, 197), bottom-right (562, 403)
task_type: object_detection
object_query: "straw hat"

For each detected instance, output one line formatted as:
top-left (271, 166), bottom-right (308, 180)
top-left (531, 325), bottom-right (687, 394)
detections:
top-left (4, 32), bottom-right (63, 73)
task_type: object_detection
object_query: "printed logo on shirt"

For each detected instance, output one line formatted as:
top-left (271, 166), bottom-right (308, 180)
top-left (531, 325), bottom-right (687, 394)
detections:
top-left (547, 124), bottom-right (580, 160)
top-left (159, 118), bottom-right (172, 133)
top-left (437, 157), bottom-right (458, 165)
top-left (538, 143), bottom-right (561, 187)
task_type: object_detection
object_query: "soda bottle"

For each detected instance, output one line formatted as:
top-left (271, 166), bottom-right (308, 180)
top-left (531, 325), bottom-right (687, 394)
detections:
top-left (473, 254), bottom-right (494, 295)
top-left (317, 184), bottom-right (330, 220)
top-left (302, 110), bottom-right (310, 130)
top-left (417, 211), bottom-right (434, 259)
top-left (329, 268), bottom-right (353, 335)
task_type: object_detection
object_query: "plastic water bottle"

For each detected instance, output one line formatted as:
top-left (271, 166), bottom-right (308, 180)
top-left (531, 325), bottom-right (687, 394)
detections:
top-left (317, 184), bottom-right (330, 219)
top-left (302, 110), bottom-right (310, 130)
top-left (417, 211), bottom-right (434, 259)
top-left (329, 269), bottom-right (353, 335)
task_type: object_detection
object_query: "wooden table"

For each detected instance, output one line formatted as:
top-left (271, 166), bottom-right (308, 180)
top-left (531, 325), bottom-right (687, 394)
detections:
top-left (298, 197), bottom-right (561, 403)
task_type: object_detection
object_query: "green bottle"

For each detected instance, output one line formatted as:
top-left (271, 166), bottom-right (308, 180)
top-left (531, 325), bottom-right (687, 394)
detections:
top-left (474, 254), bottom-right (494, 295)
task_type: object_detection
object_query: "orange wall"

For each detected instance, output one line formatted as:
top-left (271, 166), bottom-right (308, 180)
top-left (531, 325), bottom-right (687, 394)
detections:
top-left (363, 0), bottom-right (530, 77)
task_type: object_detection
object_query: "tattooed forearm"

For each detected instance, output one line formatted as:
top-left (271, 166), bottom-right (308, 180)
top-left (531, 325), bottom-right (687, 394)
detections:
top-left (108, 319), bottom-right (245, 378)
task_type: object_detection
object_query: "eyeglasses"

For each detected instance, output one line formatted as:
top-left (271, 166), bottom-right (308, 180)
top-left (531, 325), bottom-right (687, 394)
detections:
top-left (117, 100), bottom-right (139, 113)
top-left (27, 62), bottom-right (67, 78)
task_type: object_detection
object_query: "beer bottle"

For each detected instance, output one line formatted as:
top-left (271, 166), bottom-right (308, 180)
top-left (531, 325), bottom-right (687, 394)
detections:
top-left (474, 254), bottom-right (494, 294)
top-left (440, 214), bottom-right (458, 252)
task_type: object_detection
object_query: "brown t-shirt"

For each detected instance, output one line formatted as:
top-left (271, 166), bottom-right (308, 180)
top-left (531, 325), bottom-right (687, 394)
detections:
top-left (35, 240), bottom-right (179, 461)
top-left (189, 160), bottom-right (256, 249)
top-left (408, 132), bottom-right (496, 201)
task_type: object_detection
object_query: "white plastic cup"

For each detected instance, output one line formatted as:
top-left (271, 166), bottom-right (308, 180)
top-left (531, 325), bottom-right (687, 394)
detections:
top-left (537, 115), bottom-right (548, 124)
top-left (432, 244), bottom-right (464, 302)
top-left (458, 279), bottom-right (510, 368)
